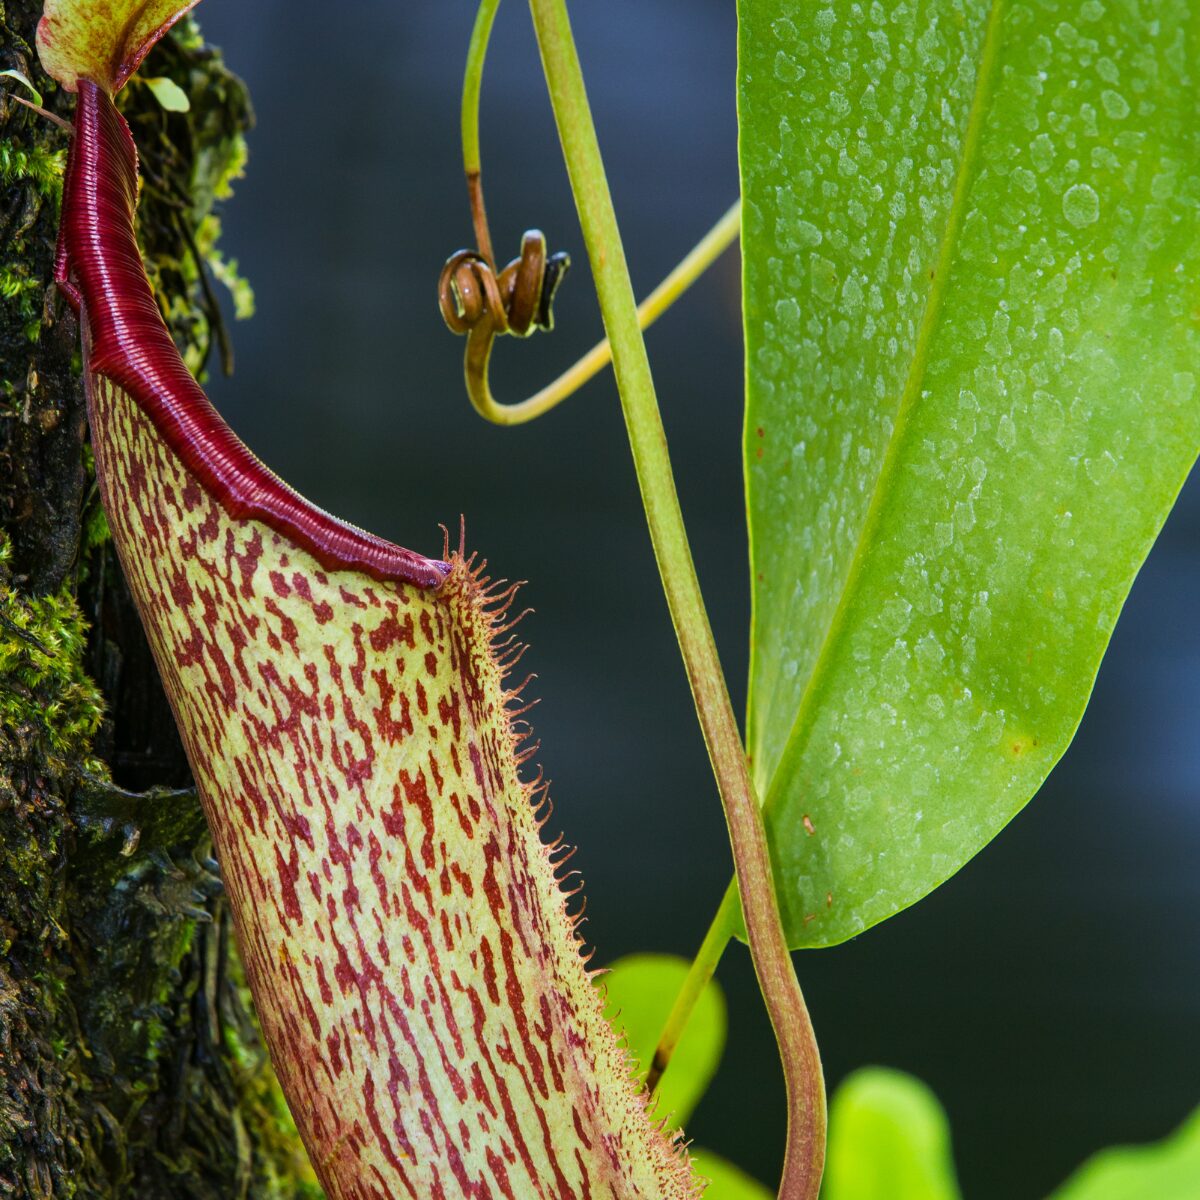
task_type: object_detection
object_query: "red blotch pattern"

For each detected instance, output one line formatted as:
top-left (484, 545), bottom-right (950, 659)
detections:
top-left (88, 367), bottom-right (699, 1199)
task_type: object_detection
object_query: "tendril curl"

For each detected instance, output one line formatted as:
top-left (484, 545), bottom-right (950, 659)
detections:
top-left (438, 231), bottom-right (570, 339)
top-left (438, 229), bottom-right (573, 425)
top-left (439, 0), bottom-right (736, 430)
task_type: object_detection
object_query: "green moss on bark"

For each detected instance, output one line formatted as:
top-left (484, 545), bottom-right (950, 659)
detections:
top-left (0, 3), bottom-right (318, 1196)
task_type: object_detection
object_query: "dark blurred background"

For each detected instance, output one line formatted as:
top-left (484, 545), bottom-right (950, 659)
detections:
top-left (191, 2), bottom-right (1200, 1196)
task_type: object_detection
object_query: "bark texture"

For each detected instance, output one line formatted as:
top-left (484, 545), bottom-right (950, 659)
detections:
top-left (0, 4), bottom-right (319, 1196)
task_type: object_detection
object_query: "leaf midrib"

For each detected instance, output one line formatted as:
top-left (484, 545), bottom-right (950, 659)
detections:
top-left (759, 0), bottom-right (1007, 810)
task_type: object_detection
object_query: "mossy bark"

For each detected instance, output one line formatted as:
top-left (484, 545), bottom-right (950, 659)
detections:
top-left (0, 4), bottom-right (320, 1196)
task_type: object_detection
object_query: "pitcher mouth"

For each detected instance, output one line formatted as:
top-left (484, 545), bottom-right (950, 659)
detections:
top-left (57, 79), bottom-right (447, 591)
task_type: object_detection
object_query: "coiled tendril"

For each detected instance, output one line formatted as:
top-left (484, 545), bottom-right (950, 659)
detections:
top-left (439, 0), bottom-right (735, 429)
top-left (437, 230), bottom-right (573, 424)
top-left (439, 231), bottom-right (570, 338)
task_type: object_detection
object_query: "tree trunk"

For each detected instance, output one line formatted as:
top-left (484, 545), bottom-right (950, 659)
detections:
top-left (0, 5), bottom-right (318, 1196)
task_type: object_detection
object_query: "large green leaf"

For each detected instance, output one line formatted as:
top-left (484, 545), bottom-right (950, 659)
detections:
top-left (1047, 1105), bottom-right (1200, 1200)
top-left (823, 1068), bottom-right (961, 1200)
top-left (739, 0), bottom-right (1200, 945)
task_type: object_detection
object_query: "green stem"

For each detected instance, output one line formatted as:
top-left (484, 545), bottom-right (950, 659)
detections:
top-left (646, 884), bottom-right (737, 1095)
top-left (524, 3), bottom-right (826, 1196)
top-left (462, 0), bottom-right (502, 265)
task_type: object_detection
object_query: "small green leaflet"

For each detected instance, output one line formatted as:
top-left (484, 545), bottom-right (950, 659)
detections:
top-left (599, 954), bottom-right (725, 1127)
top-left (689, 1152), bottom-right (773, 1200)
top-left (599, 956), bottom-right (772, 1198)
top-left (822, 1068), bottom-right (1200, 1200)
top-left (823, 1069), bottom-right (960, 1200)
top-left (143, 76), bottom-right (190, 112)
top-left (1048, 1106), bottom-right (1200, 1200)
top-left (739, 0), bottom-right (1200, 946)
top-left (0, 68), bottom-right (43, 106)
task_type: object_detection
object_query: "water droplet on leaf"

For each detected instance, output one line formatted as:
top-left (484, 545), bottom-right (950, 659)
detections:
top-left (1062, 182), bottom-right (1100, 227)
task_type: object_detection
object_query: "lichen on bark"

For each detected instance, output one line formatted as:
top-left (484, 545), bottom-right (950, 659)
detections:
top-left (0, 3), bottom-right (319, 1195)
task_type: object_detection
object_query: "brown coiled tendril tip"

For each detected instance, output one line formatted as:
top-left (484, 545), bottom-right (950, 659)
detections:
top-left (438, 230), bottom-right (570, 340)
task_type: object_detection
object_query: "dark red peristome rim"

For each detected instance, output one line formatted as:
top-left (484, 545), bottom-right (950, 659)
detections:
top-left (57, 81), bottom-right (448, 590)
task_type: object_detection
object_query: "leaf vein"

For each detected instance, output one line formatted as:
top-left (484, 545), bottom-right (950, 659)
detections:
top-left (762, 0), bottom-right (1008, 809)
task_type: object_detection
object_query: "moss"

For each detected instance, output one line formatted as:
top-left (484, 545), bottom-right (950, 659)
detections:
top-left (0, 123), bottom-right (66, 352)
top-left (0, 137), bottom-right (64, 197)
top-left (0, 535), bottom-right (106, 764)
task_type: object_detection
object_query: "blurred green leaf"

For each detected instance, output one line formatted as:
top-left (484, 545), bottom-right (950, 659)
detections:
top-left (738, 0), bottom-right (1200, 946)
top-left (598, 954), bottom-right (725, 1127)
top-left (1048, 1106), bottom-right (1200, 1199)
top-left (823, 1068), bottom-right (961, 1200)
top-left (691, 1150), bottom-right (773, 1199)
top-left (144, 76), bottom-right (190, 113)
top-left (0, 69), bottom-right (43, 107)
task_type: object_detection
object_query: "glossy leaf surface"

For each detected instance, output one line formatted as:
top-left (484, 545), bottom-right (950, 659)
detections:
top-left (1048, 1105), bottom-right (1200, 1200)
top-left (740, 0), bottom-right (1200, 945)
top-left (823, 1069), bottom-right (960, 1200)
top-left (600, 954), bottom-right (726, 1127)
